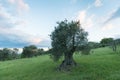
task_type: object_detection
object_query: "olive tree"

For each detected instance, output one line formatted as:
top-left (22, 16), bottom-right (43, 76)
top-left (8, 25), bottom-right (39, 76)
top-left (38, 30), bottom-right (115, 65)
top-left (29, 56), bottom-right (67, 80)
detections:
top-left (50, 20), bottom-right (88, 70)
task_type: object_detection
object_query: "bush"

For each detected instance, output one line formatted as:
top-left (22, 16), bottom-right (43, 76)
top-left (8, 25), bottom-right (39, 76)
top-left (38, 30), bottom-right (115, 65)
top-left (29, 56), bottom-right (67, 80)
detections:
top-left (81, 45), bottom-right (91, 55)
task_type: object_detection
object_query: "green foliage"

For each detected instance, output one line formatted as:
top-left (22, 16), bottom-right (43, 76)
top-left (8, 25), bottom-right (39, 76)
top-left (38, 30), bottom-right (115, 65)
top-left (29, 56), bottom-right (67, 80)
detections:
top-left (21, 45), bottom-right (38, 58)
top-left (111, 38), bottom-right (120, 52)
top-left (0, 47), bottom-right (120, 80)
top-left (81, 44), bottom-right (91, 55)
top-left (100, 38), bottom-right (120, 52)
top-left (2, 48), bottom-right (10, 60)
top-left (0, 50), bottom-right (4, 61)
top-left (0, 48), bottom-right (19, 61)
top-left (100, 38), bottom-right (113, 47)
top-left (88, 42), bottom-right (102, 49)
top-left (50, 20), bottom-right (88, 61)
top-left (115, 38), bottom-right (120, 44)
top-left (37, 48), bottom-right (44, 55)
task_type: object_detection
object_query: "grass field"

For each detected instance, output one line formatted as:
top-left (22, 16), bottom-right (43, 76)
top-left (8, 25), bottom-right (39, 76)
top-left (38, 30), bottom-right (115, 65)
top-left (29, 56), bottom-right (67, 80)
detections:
top-left (0, 47), bottom-right (120, 80)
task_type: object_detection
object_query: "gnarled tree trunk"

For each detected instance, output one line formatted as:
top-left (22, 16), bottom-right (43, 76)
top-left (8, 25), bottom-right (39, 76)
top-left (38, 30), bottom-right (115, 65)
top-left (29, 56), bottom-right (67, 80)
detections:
top-left (58, 51), bottom-right (76, 71)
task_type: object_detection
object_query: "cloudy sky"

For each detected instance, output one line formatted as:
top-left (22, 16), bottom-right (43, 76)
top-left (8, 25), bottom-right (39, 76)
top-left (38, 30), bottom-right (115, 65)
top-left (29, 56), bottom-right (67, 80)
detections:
top-left (0, 0), bottom-right (120, 48)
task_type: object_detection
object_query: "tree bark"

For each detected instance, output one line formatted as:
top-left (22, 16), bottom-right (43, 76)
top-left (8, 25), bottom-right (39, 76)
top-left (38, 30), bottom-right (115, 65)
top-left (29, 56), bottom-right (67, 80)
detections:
top-left (58, 51), bottom-right (76, 71)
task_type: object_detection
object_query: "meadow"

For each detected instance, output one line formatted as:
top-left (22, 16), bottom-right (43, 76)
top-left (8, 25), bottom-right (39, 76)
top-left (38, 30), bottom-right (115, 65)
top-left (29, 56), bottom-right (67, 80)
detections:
top-left (0, 47), bottom-right (120, 80)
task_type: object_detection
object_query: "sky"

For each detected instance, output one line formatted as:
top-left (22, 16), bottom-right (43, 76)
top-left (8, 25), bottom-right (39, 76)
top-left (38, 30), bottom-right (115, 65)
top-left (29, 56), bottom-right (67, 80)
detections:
top-left (0, 0), bottom-right (120, 48)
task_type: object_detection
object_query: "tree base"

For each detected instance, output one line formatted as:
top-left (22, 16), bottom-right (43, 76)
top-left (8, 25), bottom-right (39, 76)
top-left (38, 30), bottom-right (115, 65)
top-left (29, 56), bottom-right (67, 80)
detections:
top-left (58, 60), bottom-right (77, 71)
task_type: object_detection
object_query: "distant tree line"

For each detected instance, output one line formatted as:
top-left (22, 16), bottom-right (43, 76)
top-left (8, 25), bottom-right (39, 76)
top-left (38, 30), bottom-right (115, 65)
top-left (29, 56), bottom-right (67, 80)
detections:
top-left (100, 38), bottom-right (120, 52)
top-left (77, 37), bottom-right (120, 55)
top-left (21, 45), bottom-right (48, 58)
top-left (0, 45), bottom-right (50, 61)
top-left (0, 48), bottom-right (20, 61)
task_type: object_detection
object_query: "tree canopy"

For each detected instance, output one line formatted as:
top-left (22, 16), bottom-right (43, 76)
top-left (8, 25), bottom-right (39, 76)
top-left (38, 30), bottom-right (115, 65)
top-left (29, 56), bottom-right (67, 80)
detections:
top-left (0, 48), bottom-right (19, 61)
top-left (100, 38), bottom-right (113, 47)
top-left (21, 45), bottom-right (38, 58)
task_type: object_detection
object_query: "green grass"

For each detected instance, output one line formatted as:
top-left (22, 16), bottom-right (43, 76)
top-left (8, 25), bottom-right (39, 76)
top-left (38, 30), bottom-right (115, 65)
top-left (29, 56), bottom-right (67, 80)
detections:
top-left (0, 47), bottom-right (120, 80)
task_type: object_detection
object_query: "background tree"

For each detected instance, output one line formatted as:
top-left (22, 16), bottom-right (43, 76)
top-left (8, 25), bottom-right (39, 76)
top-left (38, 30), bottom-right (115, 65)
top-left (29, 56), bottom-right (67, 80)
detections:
top-left (0, 48), bottom-right (19, 61)
top-left (100, 38), bottom-right (113, 47)
top-left (50, 20), bottom-right (88, 70)
top-left (21, 45), bottom-right (37, 58)
top-left (2, 48), bottom-right (11, 60)
top-left (0, 50), bottom-right (3, 61)
top-left (100, 38), bottom-right (118, 52)
top-left (37, 48), bottom-right (44, 55)
top-left (9, 48), bottom-right (19, 59)
top-left (110, 40), bottom-right (117, 52)
top-left (115, 38), bottom-right (120, 44)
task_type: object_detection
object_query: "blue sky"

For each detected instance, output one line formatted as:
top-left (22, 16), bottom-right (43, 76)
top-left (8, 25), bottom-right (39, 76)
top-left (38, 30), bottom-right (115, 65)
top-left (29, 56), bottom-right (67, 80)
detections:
top-left (0, 0), bottom-right (120, 48)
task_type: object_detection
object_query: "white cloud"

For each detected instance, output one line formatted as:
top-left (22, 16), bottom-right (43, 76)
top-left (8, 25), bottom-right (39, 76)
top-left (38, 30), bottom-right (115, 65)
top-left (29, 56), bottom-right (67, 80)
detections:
top-left (101, 18), bottom-right (120, 34)
top-left (0, 1), bottom-right (45, 47)
top-left (0, 1), bottom-right (29, 28)
top-left (83, 15), bottom-right (95, 28)
top-left (77, 10), bottom-right (95, 29)
top-left (17, 0), bottom-right (29, 12)
top-left (104, 7), bottom-right (120, 24)
top-left (77, 10), bottom-right (86, 23)
top-left (97, 7), bottom-right (120, 26)
top-left (0, 4), bottom-right (16, 28)
top-left (0, 4), bottom-right (12, 19)
top-left (114, 34), bottom-right (120, 39)
top-left (8, 0), bottom-right (29, 14)
top-left (0, 27), bottom-right (44, 45)
top-left (0, 4), bottom-right (3, 9)
top-left (0, 4), bottom-right (27, 29)
top-left (102, 23), bottom-right (114, 31)
top-left (94, 0), bottom-right (103, 7)
top-left (15, 20), bottom-right (28, 26)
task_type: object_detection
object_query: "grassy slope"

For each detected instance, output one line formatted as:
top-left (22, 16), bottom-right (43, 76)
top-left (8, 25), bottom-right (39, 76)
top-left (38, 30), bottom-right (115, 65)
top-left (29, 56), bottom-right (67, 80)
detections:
top-left (0, 47), bottom-right (120, 80)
